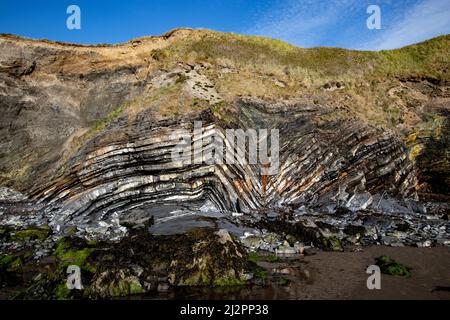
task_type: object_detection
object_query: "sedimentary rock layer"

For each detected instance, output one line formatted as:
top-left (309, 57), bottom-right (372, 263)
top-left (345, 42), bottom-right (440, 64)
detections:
top-left (21, 98), bottom-right (416, 230)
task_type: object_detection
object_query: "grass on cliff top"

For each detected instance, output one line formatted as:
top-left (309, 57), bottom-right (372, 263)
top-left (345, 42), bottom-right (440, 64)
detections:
top-left (375, 35), bottom-right (450, 78)
top-left (167, 31), bottom-right (450, 81)
top-left (162, 30), bottom-right (449, 131)
top-left (169, 31), bottom-right (371, 78)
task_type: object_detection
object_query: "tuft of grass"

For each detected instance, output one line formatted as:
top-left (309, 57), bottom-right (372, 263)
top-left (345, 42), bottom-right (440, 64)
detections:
top-left (150, 48), bottom-right (169, 61)
top-left (90, 104), bottom-right (127, 133)
top-left (71, 102), bottom-right (130, 151)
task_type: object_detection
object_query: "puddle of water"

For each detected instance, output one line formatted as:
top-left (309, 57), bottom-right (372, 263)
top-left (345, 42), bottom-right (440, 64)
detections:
top-left (129, 199), bottom-right (258, 237)
top-left (136, 283), bottom-right (294, 300)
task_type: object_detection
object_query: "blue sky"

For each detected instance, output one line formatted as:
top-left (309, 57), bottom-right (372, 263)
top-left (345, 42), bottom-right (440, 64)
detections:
top-left (0, 0), bottom-right (449, 50)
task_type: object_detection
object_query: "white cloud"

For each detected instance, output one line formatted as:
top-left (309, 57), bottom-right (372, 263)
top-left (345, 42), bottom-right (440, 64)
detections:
top-left (246, 0), bottom-right (450, 50)
top-left (247, 0), bottom-right (360, 47)
top-left (359, 0), bottom-right (450, 50)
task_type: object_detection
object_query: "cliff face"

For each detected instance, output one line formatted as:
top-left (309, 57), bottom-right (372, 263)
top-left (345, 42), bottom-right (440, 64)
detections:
top-left (0, 29), bottom-right (449, 239)
top-left (1, 29), bottom-right (450, 300)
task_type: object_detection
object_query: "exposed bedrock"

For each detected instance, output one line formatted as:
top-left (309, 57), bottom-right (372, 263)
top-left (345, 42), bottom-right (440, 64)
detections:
top-left (26, 98), bottom-right (417, 231)
top-left (3, 30), bottom-right (447, 243)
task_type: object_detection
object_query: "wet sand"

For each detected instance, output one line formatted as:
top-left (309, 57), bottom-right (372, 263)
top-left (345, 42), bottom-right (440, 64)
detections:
top-left (306, 246), bottom-right (450, 300)
top-left (164, 246), bottom-right (450, 300)
top-left (246, 246), bottom-right (450, 300)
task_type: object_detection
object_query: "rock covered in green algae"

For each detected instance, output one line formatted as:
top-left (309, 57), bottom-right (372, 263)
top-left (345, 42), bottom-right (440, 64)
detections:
top-left (12, 237), bottom-right (98, 300)
top-left (375, 256), bottom-right (411, 278)
top-left (168, 228), bottom-right (248, 286)
top-left (322, 236), bottom-right (344, 252)
top-left (9, 227), bottom-right (249, 299)
top-left (0, 253), bottom-right (24, 289)
top-left (10, 226), bottom-right (51, 242)
top-left (88, 269), bottom-right (145, 298)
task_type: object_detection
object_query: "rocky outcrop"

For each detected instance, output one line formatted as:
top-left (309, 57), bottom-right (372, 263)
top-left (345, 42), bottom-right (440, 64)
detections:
top-left (407, 108), bottom-right (450, 200)
top-left (1, 227), bottom-right (248, 299)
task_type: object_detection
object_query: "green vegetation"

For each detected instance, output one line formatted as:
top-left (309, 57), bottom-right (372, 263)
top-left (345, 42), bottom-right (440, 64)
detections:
top-left (383, 105), bottom-right (403, 126)
top-left (248, 252), bottom-right (281, 263)
top-left (322, 236), bottom-right (343, 252)
top-left (211, 101), bottom-right (233, 124)
top-left (55, 282), bottom-right (71, 300)
top-left (11, 226), bottom-right (51, 242)
top-left (150, 48), bottom-right (169, 61)
top-left (71, 101), bottom-right (130, 151)
top-left (180, 272), bottom-right (211, 286)
top-left (375, 35), bottom-right (450, 79)
top-left (376, 256), bottom-right (411, 278)
top-left (105, 279), bottom-right (145, 297)
top-left (254, 270), bottom-right (269, 280)
top-left (172, 32), bottom-right (366, 78)
top-left (191, 97), bottom-right (210, 110)
top-left (15, 237), bottom-right (99, 299)
top-left (53, 238), bottom-right (96, 273)
top-left (129, 282), bottom-right (145, 295)
top-left (170, 31), bottom-right (449, 80)
top-left (214, 276), bottom-right (247, 286)
top-left (179, 271), bottom-right (248, 287)
top-left (157, 30), bottom-right (449, 133)
top-left (89, 103), bottom-right (128, 134)
top-left (0, 254), bottom-right (23, 272)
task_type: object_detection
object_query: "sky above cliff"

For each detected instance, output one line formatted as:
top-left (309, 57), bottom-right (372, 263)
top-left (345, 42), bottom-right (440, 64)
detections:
top-left (0, 0), bottom-right (449, 50)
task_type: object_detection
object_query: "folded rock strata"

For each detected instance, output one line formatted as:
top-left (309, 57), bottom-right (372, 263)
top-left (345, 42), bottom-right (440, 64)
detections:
top-left (22, 99), bottom-right (416, 231)
top-left (0, 29), bottom-right (448, 242)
